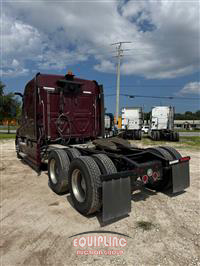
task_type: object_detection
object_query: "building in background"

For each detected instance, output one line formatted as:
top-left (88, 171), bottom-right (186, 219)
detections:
top-left (174, 120), bottom-right (200, 130)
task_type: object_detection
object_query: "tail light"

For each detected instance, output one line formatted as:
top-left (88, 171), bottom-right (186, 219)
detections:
top-left (179, 156), bottom-right (190, 163)
top-left (169, 156), bottom-right (190, 165)
top-left (142, 175), bottom-right (148, 184)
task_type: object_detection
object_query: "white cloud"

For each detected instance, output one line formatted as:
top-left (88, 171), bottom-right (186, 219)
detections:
top-left (94, 59), bottom-right (115, 73)
top-left (1, 0), bottom-right (200, 78)
top-left (11, 59), bottom-right (19, 67)
top-left (179, 82), bottom-right (200, 95)
top-left (0, 67), bottom-right (29, 77)
top-left (1, 13), bottom-right (44, 77)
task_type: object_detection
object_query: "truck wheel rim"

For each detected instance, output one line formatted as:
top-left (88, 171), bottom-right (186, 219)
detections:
top-left (71, 169), bottom-right (86, 202)
top-left (49, 159), bottom-right (57, 184)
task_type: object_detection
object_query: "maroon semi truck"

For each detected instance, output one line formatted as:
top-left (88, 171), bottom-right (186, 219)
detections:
top-left (15, 72), bottom-right (190, 223)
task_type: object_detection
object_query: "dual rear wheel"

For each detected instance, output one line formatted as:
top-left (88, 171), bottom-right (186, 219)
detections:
top-left (151, 131), bottom-right (179, 141)
top-left (48, 150), bottom-right (117, 215)
top-left (133, 130), bottom-right (142, 140)
top-left (169, 132), bottom-right (179, 141)
top-left (151, 131), bottom-right (161, 141)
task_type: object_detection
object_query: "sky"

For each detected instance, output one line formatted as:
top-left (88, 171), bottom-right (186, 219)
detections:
top-left (1, 0), bottom-right (200, 114)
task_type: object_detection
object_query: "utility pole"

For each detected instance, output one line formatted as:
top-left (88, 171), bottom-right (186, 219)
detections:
top-left (111, 41), bottom-right (131, 127)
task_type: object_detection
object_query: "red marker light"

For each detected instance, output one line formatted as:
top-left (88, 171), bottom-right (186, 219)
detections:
top-left (179, 156), bottom-right (190, 162)
top-left (152, 172), bottom-right (158, 181)
top-left (142, 175), bottom-right (148, 184)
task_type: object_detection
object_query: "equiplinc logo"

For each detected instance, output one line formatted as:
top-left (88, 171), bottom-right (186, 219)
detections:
top-left (68, 230), bottom-right (132, 256)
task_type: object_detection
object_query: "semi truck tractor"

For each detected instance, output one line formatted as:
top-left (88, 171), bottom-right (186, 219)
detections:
top-left (121, 107), bottom-right (143, 140)
top-left (15, 73), bottom-right (190, 223)
top-left (104, 113), bottom-right (115, 138)
top-left (149, 106), bottom-right (179, 141)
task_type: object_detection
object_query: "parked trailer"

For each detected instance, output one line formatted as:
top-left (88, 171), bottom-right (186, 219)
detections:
top-left (15, 73), bottom-right (190, 223)
top-left (121, 107), bottom-right (143, 140)
top-left (149, 106), bottom-right (179, 141)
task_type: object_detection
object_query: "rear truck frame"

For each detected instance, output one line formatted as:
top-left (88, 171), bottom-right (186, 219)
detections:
top-left (15, 73), bottom-right (190, 223)
top-left (17, 136), bottom-right (190, 223)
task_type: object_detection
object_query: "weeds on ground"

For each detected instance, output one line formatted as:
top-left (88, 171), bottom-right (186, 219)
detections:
top-left (136, 221), bottom-right (155, 231)
top-left (131, 135), bottom-right (200, 150)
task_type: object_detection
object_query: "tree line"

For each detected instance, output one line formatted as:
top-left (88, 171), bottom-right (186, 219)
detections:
top-left (0, 81), bottom-right (21, 133)
top-left (143, 110), bottom-right (200, 121)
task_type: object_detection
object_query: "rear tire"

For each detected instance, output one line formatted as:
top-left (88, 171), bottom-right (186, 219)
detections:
top-left (92, 154), bottom-right (117, 174)
top-left (169, 132), bottom-right (174, 141)
top-left (137, 130), bottom-right (142, 140)
top-left (159, 146), bottom-right (181, 159)
top-left (175, 132), bottom-right (179, 142)
top-left (151, 131), bottom-right (156, 140)
top-left (133, 131), bottom-right (137, 140)
top-left (172, 132), bottom-right (176, 141)
top-left (132, 131), bottom-right (135, 140)
top-left (64, 148), bottom-right (81, 161)
top-left (156, 131), bottom-right (160, 141)
top-left (68, 156), bottom-right (102, 215)
top-left (48, 149), bottom-right (70, 194)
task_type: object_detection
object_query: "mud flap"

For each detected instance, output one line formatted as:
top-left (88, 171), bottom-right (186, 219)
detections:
top-left (172, 162), bottom-right (190, 193)
top-left (102, 177), bottom-right (131, 222)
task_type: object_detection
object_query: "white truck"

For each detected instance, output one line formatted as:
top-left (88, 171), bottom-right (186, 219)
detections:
top-left (104, 113), bottom-right (115, 138)
top-left (149, 106), bottom-right (179, 141)
top-left (121, 107), bottom-right (143, 140)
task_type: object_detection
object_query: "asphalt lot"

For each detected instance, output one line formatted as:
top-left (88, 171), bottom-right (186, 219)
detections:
top-left (179, 132), bottom-right (200, 137)
top-left (0, 130), bottom-right (16, 134)
top-left (1, 140), bottom-right (200, 266)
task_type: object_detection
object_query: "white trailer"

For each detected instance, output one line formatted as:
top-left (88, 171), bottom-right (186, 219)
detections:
top-left (121, 107), bottom-right (143, 140)
top-left (149, 106), bottom-right (179, 141)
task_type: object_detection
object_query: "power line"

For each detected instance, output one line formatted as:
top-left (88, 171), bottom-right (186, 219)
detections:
top-left (105, 93), bottom-right (200, 100)
top-left (105, 85), bottom-right (187, 88)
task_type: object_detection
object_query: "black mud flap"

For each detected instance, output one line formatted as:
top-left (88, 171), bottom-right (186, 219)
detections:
top-left (102, 177), bottom-right (131, 223)
top-left (172, 162), bottom-right (190, 193)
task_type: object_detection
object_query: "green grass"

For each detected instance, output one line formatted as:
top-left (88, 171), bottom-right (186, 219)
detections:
top-left (180, 136), bottom-right (200, 146)
top-left (0, 133), bottom-right (16, 139)
top-left (132, 135), bottom-right (200, 149)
